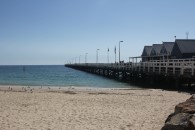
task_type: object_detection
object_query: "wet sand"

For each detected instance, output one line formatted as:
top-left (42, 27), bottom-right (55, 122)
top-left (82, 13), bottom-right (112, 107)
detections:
top-left (0, 85), bottom-right (190, 130)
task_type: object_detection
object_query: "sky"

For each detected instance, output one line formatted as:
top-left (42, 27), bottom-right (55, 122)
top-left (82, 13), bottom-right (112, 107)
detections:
top-left (0, 0), bottom-right (195, 65)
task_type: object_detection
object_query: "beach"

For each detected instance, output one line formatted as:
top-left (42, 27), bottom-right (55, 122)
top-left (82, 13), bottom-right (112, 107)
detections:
top-left (0, 85), bottom-right (190, 130)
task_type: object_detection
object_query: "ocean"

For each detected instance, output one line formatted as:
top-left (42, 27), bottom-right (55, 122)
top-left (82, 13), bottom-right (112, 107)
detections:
top-left (0, 65), bottom-right (132, 88)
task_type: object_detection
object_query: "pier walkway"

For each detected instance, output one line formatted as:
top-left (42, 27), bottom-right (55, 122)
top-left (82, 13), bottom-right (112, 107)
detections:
top-left (65, 58), bottom-right (195, 89)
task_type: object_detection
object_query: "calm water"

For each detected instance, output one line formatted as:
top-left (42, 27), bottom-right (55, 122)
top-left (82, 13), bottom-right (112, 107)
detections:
top-left (0, 65), bottom-right (133, 88)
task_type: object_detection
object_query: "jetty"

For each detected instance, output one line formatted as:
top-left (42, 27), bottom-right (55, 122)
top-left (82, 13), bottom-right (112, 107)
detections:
top-left (65, 58), bottom-right (195, 89)
top-left (65, 39), bottom-right (195, 89)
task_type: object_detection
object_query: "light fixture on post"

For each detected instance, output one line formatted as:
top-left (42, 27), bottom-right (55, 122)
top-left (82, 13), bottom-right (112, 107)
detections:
top-left (119, 41), bottom-right (123, 63)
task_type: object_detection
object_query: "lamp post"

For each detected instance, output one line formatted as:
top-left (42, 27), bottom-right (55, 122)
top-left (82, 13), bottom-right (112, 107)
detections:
top-left (96, 49), bottom-right (100, 63)
top-left (119, 41), bottom-right (123, 63)
top-left (114, 46), bottom-right (116, 63)
top-left (79, 55), bottom-right (81, 64)
top-left (85, 53), bottom-right (88, 63)
top-left (107, 48), bottom-right (109, 63)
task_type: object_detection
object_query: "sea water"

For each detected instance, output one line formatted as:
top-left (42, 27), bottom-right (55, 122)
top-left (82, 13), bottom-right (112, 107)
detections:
top-left (0, 65), bottom-right (132, 88)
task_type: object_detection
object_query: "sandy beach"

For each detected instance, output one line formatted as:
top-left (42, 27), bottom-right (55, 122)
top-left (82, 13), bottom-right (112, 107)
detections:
top-left (0, 85), bottom-right (191, 130)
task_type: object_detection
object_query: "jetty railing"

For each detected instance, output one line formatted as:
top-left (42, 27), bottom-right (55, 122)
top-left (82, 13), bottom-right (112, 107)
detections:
top-left (139, 58), bottom-right (195, 76)
top-left (66, 58), bottom-right (195, 77)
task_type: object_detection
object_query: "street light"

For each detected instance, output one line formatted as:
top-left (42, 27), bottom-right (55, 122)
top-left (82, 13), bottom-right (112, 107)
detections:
top-left (79, 55), bottom-right (81, 64)
top-left (96, 49), bottom-right (100, 63)
top-left (85, 53), bottom-right (88, 63)
top-left (107, 48), bottom-right (109, 63)
top-left (119, 41), bottom-right (123, 63)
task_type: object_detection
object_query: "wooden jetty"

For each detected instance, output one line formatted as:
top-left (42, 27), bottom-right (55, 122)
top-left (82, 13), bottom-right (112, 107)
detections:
top-left (65, 58), bottom-right (195, 89)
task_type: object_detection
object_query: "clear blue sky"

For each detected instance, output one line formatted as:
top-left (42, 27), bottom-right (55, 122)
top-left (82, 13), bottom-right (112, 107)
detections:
top-left (0, 0), bottom-right (195, 65)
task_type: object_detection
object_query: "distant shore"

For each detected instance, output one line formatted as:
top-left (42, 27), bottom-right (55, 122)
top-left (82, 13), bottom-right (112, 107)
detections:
top-left (0, 85), bottom-right (190, 130)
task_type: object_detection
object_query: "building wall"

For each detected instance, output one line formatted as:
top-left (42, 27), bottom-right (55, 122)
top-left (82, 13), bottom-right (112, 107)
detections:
top-left (160, 46), bottom-right (167, 54)
top-left (171, 43), bottom-right (182, 59)
top-left (182, 53), bottom-right (195, 59)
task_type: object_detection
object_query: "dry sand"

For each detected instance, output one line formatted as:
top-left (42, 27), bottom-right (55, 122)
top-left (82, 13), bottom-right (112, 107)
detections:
top-left (0, 85), bottom-right (191, 130)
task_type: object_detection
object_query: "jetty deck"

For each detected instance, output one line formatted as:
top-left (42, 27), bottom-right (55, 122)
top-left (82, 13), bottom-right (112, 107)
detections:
top-left (65, 58), bottom-right (195, 89)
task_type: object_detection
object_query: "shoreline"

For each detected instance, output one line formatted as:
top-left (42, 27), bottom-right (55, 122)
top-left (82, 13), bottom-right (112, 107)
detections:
top-left (0, 85), bottom-right (191, 130)
top-left (0, 84), bottom-right (143, 92)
